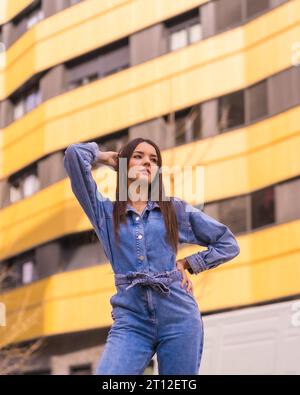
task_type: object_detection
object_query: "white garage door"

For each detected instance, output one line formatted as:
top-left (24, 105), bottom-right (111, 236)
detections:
top-left (199, 299), bottom-right (300, 375)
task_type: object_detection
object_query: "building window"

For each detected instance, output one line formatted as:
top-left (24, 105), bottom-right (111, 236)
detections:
top-left (275, 177), bottom-right (300, 224)
top-left (174, 106), bottom-right (202, 146)
top-left (268, 66), bottom-right (300, 116)
top-left (69, 364), bottom-right (92, 375)
top-left (189, 23), bottom-right (203, 44)
top-left (94, 130), bottom-right (129, 153)
top-left (25, 87), bottom-right (42, 113)
top-left (67, 74), bottom-right (98, 91)
top-left (1, 252), bottom-right (36, 289)
top-left (246, 80), bottom-right (268, 122)
top-left (65, 39), bottom-right (129, 91)
top-left (61, 230), bottom-right (107, 271)
top-left (169, 22), bottom-right (202, 51)
top-left (245, 0), bottom-right (270, 19)
top-left (26, 8), bottom-right (44, 29)
top-left (218, 196), bottom-right (248, 234)
top-left (23, 173), bottom-right (40, 197)
top-left (12, 85), bottom-right (42, 120)
top-left (170, 29), bottom-right (188, 51)
top-left (0, 262), bottom-right (20, 290)
top-left (10, 180), bottom-right (23, 203)
top-left (13, 100), bottom-right (25, 120)
top-left (0, 28), bottom-right (5, 69)
top-left (12, 1), bottom-right (44, 45)
top-left (9, 165), bottom-right (40, 203)
top-left (218, 90), bottom-right (245, 132)
top-left (251, 186), bottom-right (275, 229)
top-left (68, 0), bottom-right (83, 6)
top-left (215, 0), bottom-right (243, 33)
top-left (22, 261), bottom-right (36, 284)
top-left (166, 9), bottom-right (202, 52)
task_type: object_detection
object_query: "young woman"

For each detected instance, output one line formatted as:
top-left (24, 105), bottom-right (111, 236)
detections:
top-left (63, 137), bottom-right (240, 375)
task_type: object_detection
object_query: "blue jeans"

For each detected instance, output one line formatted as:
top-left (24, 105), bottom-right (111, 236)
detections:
top-left (95, 269), bottom-right (204, 375)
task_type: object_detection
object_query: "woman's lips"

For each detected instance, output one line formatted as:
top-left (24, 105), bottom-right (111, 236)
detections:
top-left (140, 168), bottom-right (150, 175)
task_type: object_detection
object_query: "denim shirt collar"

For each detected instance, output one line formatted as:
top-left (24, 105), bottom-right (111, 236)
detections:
top-left (125, 200), bottom-right (159, 214)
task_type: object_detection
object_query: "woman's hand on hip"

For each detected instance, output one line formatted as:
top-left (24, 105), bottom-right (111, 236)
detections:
top-left (176, 258), bottom-right (194, 296)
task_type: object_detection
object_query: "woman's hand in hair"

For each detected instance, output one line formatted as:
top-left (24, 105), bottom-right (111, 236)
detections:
top-left (176, 258), bottom-right (194, 296)
top-left (99, 150), bottom-right (119, 171)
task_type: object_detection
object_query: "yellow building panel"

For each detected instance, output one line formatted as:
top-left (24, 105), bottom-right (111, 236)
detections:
top-left (0, 0), bottom-right (207, 98)
top-left (0, 105), bottom-right (300, 260)
top-left (1, 219), bottom-right (300, 346)
top-left (0, 1), bottom-right (296, 99)
top-left (0, 0), bottom-right (34, 25)
top-left (0, 264), bottom-right (116, 347)
top-left (1, 2), bottom-right (299, 176)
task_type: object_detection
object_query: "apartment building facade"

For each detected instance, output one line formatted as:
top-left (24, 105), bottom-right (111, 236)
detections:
top-left (0, 0), bottom-right (299, 374)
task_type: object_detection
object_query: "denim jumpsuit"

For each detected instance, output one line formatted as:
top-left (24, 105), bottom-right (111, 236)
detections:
top-left (63, 142), bottom-right (240, 375)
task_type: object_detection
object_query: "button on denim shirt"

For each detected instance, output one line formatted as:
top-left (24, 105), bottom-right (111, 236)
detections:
top-left (63, 142), bottom-right (240, 277)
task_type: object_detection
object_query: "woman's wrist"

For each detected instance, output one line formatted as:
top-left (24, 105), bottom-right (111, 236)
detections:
top-left (177, 258), bottom-right (190, 271)
top-left (98, 150), bottom-right (108, 165)
top-left (183, 258), bottom-right (191, 271)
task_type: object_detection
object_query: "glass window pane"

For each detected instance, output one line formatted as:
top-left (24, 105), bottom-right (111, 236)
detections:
top-left (218, 91), bottom-right (245, 131)
top-left (247, 80), bottom-right (268, 122)
top-left (27, 9), bottom-right (44, 29)
top-left (27, 14), bottom-right (38, 29)
top-left (36, 89), bottom-right (42, 105)
top-left (22, 261), bottom-right (34, 284)
top-left (14, 100), bottom-right (25, 120)
top-left (276, 178), bottom-right (300, 223)
top-left (189, 23), bottom-right (203, 43)
top-left (170, 29), bottom-right (188, 51)
top-left (10, 185), bottom-right (22, 203)
top-left (245, 0), bottom-right (270, 19)
top-left (215, 0), bottom-right (243, 33)
top-left (251, 186), bottom-right (275, 229)
top-left (0, 41), bottom-right (6, 69)
top-left (23, 174), bottom-right (39, 197)
top-left (219, 196), bottom-right (248, 234)
top-left (25, 92), bottom-right (36, 112)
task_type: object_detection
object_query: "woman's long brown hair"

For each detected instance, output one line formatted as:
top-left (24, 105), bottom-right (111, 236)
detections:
top-left (113, 138), bottom-right (179, 254)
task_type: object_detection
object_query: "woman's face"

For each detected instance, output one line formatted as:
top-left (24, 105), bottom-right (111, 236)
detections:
top-left (128, 142), bottom-right (159, 184)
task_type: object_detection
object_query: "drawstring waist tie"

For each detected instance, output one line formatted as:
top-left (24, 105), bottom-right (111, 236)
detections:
top-left (114, 269), bottom-right (182, 296)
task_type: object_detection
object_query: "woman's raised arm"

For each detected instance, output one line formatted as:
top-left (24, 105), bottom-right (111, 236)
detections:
top-left (63, 142), bottom-right (117, 230)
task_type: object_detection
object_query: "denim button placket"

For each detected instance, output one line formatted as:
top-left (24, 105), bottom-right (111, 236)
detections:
top-left (135, 218), bottom-right (144, 265)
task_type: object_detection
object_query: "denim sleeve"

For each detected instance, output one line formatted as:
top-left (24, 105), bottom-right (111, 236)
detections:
top-left (182, 201), bottom-right (240, 275)
top-left (63, 141), bottom-right (108, 229)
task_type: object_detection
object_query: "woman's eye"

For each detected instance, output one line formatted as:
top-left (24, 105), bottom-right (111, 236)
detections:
top-left (133, 154), bottom-right (157, 163)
